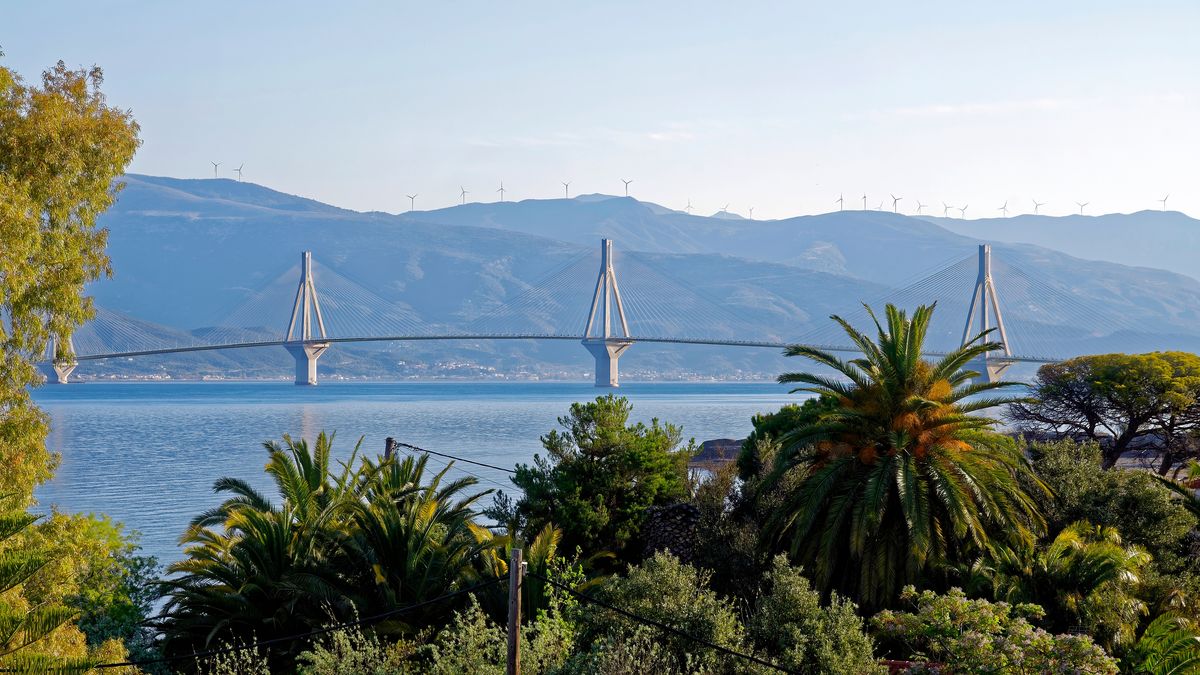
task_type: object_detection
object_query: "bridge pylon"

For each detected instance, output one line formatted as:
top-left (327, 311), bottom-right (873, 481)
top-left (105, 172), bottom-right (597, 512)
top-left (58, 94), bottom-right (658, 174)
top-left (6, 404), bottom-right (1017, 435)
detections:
top-left (961, 244), bottom-right (1013, 383)
top-left (284, 251), bottom-right (330, 385)
top-left (582, 239), bottom-right (634, 387)
top-left (38, 333), bottom-right (77, 384)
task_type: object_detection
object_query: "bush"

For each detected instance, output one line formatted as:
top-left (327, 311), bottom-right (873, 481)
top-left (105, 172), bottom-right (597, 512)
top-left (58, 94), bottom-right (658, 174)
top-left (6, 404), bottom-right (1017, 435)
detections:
top-left (872, 586), bottom-right (1118, 674)
top-left (568, 552), bottom-right (744, 673)
top-left (749, 556), bottom-right (883, 674)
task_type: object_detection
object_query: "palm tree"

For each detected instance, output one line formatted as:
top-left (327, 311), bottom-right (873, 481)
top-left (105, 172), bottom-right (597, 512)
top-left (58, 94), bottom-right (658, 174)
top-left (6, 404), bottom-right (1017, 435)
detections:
top-left (1125, 613), bottom-right (1200, 674)
top-left (765, 303), bottom-right (1047, 608)
top-left (157, 434), bottom-right (358, 665)
top-left (340, 452), bottom-right (498, 632)
top-left (973, 521), bottom-right (1150, 650)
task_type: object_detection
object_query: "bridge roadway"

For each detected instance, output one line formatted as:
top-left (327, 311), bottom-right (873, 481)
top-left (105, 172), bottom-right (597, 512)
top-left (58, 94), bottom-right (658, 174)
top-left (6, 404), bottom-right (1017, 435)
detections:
top-left (65, 333), bottom-right (1057, 365)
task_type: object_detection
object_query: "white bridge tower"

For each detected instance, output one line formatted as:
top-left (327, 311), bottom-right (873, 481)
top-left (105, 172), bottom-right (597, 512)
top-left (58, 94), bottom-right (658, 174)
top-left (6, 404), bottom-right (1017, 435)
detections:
top-left (285, 251), bottom-right (330, 385)
top-left (39, 333), bottom-right (77, 384)
top-left (961, 244), bottom-right (1012, 383)
top-left (583, 239), bottom-right (634, 387)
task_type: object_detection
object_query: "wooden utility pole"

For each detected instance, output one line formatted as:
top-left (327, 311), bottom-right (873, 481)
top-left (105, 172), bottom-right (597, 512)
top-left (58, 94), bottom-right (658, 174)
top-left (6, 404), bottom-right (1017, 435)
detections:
top-left (507, 547), bottom-right (523, 675)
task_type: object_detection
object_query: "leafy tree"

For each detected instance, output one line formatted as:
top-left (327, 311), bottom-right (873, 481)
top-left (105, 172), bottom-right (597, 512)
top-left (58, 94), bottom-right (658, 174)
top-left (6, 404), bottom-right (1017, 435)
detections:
top-left (968, 521), bottom-right (1151, 651)
top-left (1029, 440), bottom-right (1198, 596)
top-left (766, 303), bottom-right (1047, 608)
top-left (1009, 353), bottom-right (1200, 471)
top-left (565, 552), bottom-right (744, 673)
top-left (872, 586), bottom-right (1118, 674)
top-left (736, 396), bottom-right (837, 479)
top-left (747, 555), bottom-right (883, 674)
top-left (497, 395), bottom-right (694, 562)
top-left (0, 54), bottom-right (140, 499)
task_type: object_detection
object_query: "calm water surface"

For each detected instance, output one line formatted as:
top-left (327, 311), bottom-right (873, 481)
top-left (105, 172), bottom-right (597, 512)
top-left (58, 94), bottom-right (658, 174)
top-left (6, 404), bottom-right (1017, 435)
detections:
top-left (32, 381), bottom-right (798, 565)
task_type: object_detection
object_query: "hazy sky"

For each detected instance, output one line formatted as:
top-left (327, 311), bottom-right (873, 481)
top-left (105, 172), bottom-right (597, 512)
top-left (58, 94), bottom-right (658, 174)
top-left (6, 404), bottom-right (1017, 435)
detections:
top-left (5, 1), bottom-right (1198, 218)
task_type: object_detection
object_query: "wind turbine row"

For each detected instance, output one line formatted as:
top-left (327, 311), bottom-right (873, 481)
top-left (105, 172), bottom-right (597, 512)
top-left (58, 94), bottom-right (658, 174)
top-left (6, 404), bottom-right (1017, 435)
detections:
top-left (208, 162), bottom-right (244, 180)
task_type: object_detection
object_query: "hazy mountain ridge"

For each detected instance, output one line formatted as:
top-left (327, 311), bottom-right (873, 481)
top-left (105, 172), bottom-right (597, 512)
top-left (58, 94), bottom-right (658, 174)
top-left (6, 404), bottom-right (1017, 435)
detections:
top-left (78, 176), bottom-right (1200, 381)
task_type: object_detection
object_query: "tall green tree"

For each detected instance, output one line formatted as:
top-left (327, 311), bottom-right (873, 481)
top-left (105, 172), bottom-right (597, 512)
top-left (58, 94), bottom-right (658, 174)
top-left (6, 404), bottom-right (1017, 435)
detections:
top-left (766, 303), bottom-right (1047, 608)
top-left (1009, 352), bottom-right (1200, 471)
top-left (496, 395), bottom-right (694, 562)
top-left (0, 54), bottom-right (140, 498)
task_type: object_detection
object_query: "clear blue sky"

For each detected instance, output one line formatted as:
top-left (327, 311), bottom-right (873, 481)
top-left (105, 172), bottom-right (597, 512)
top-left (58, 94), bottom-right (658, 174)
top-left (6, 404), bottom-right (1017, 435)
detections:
top-left (5, 1), bottom-right (1197, 218)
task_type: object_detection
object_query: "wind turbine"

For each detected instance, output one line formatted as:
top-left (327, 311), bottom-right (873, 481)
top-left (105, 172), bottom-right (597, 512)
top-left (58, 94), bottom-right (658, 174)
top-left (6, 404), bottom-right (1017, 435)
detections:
top-left (210, 161), bottom-right (221, 179)
top-left (942, 202), bottom-right (952, 217)
top-left (748, 207), bottom-right (754, 220)
top-left (958, 204), bottom-right (969, 219)
top-left (1076, 201), bottom-right (1088, 215)
top-left (891, 194), bottom-right (902, 212)
top-left (998, 201), bottom-right (1009, 217)
top-left (1159, 194), bottom-right (1170, 211)
top-left (720, 203), bottom-right (730, 214)
top-left (496, 181), bottom-right (506, 202)
top-left (234, 163), bottom-right (244, 181)
top-left (876, 200), bottom-right (884, 210)
top-left (406, 194), bottom-right (417, 211)
top-left (460, 186), bottom-right (469, 205)
top-left (621, 178), bottom-right (633, 196)
top-left (862, 194), bottom-right (867, 210)
top-left (915, 201), bottom-right (927, 214)
top-left (685, 198), bottom-right (693, 215)
top-left (562, 181), bottom-right (571, 199)
top-left (835, 193), bottom-right (844, 211)
top-left (1032, 199), bottom-right (1045, 215)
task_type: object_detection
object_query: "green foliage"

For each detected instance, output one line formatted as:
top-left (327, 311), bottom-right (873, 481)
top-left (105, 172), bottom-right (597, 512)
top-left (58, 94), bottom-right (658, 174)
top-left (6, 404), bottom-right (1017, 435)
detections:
top-left (1124, 613), bottom-right (1200, 674)
top-left (872, 586), bottom-right (1118, 674)
top-left (1010, 352), bottom-right (1200, 471)
top-left (969, 521), bottom-right (1151, 651)
top-left (295, 621), bottom-right (415, 674)
top-left (498, 395), bottom-right (694, 562)
top-left (160, 432), bottom-right (497, 670)
top-left (767, 303), bottom-right (1047, 608)
top-left (1029, 439), bottom-right (1199, 603)
top-left (0, 56), bottom-right (140, 500)
top-left (568, 552), bottom-right (743, 673)
top-left (747, 555), bottom-right (883, 674)
top-left (736, 396), bottom-right (836, 479)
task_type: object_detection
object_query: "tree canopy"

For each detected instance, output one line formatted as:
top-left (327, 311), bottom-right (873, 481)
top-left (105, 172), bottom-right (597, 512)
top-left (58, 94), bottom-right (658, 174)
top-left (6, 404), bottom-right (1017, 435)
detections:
top-left (0, 54), bottom-right (140, 498)
top-left (1009, 352), bottom-right (1200, 471)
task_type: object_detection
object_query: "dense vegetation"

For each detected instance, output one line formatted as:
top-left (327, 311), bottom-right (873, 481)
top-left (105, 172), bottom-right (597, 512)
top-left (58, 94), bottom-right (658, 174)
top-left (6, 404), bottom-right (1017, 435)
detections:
top-left (8, 48), bottom-right (1200, 675)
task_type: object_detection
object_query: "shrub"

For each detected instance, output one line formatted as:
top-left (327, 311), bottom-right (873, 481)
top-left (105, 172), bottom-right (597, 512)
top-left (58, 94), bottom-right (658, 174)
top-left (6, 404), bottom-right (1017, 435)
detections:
top-left (749, 556), bottom-right (883, 674)
top-left (872, 586), bottom-right (1118, 674)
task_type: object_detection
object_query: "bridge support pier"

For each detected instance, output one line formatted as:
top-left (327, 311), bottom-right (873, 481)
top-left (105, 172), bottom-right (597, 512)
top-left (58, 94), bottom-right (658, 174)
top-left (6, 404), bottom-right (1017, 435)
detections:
top-left (583, 338), bottom-right (634, 387)
top-left (582, 239), bottom-right (635, 388)
top-left (38, 361), bottom-right (77, 384)
top-left (964, 356), bottom-right (1010, 384)
top-left (961, 244), bottom-right (1013, 384)
top-left (286, 342), bottom-right (329, 386)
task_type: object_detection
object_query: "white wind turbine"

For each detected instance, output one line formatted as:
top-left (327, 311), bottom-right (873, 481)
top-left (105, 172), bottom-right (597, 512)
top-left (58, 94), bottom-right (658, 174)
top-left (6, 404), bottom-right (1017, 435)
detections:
top-left (562, 181), bottom-right (571, 199)
top-left (496, 181), bottom-right (506, 201)
top-left (234, 163), bottom-right (244, 181)
top-left (1159, 194), bottom-right (1170, 211)
top-left (685, 198), bottom-right (693, 215)
top-left (862, 193), bottom-right (868, 210)
top-left (998, 201), bottom-right (1009, 217)
top-left (1032, 199), bottom-right (1045, 215)
top-left (891, 194), bottom-right (902, 212)
top-left (210, 161), bottom-right (221, 178)
top-left (406, 194), bottom-right (417, 211)
top-left (915, 201), bottom-right (927, 214)
top-left (460, 186), bottom-right (469, 205)
top-left (749, 207), bottom-right (754, 220)
top-left (958, 204), bottom-right (969, 219)
top-left (621, 178), bottom-right (633, 196)
top-left (835, 193), bottom-right (844, 211)
top-left (1076, 201), bottom-right (1088, 215)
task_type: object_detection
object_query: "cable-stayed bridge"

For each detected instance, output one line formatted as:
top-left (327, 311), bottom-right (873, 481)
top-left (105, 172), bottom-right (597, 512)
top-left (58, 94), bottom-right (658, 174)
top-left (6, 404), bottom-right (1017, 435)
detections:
top-left (40, 240), bottom-right (1136, 386)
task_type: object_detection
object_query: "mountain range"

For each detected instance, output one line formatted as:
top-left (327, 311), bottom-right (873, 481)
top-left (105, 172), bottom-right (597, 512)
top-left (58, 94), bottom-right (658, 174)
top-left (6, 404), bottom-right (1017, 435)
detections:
top-left (73, 174), bottom-right (1200, 382)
